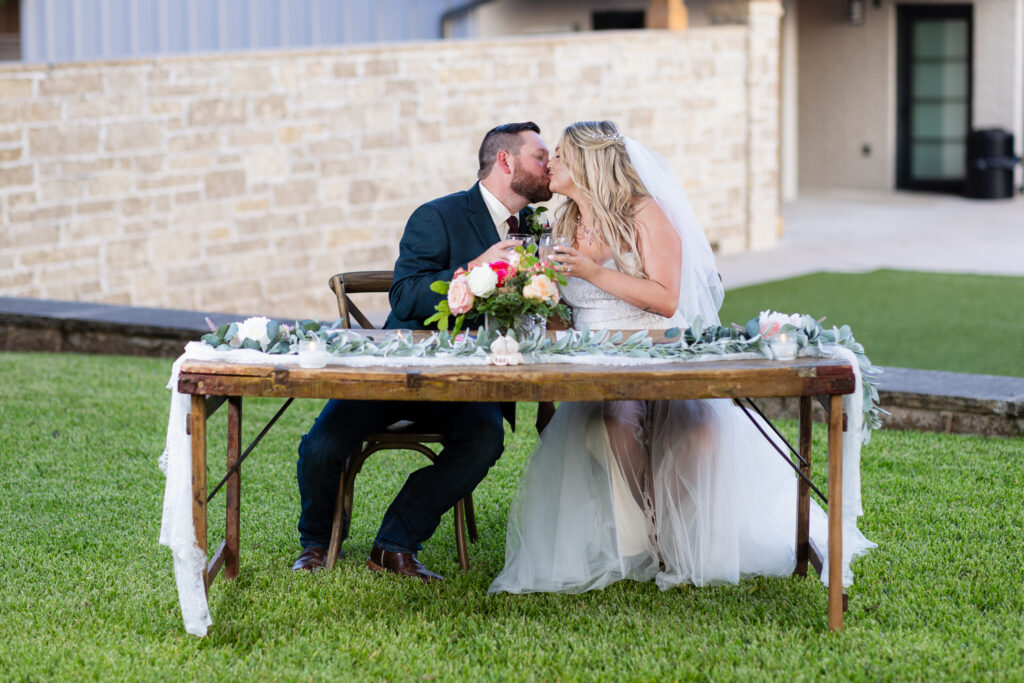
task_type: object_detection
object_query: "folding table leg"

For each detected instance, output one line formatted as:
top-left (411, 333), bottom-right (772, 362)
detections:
top-left (225, 397), bottom-right (242, 579)
top-left (827, 394), bottom-right (844, 631)
top-left (189, 394), bottom-right (209, 593)
top-left (795, 396), bottom-right (812, 577)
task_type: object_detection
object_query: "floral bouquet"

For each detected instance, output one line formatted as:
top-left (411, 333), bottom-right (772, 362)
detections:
top-left (424, 245), bottom-right (570, 337)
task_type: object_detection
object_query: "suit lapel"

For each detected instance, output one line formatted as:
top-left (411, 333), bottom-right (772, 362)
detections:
top-left (466, 182), bottom-right (501, 247)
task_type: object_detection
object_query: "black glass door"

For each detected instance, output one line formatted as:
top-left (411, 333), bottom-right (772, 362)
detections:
top-left (897, 5), bottom-right (973, 192)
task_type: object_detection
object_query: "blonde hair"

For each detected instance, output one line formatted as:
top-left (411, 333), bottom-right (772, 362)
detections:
top-left (552, 120), bottom-right (650, 277)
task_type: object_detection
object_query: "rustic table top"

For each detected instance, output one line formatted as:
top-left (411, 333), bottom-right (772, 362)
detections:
top-left (177, 355), bottom-right (856, 403)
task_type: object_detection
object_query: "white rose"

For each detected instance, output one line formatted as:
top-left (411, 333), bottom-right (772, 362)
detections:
top-left (237, 316), bottom-right (272, 347)
top-left (466, 265), bottom-right (498, 297)
top-left (758, 310), bottom-right (802, 339)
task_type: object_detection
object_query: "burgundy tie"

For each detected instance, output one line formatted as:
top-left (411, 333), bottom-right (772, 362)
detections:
top-left (506, 215), bottom-right (519, 233)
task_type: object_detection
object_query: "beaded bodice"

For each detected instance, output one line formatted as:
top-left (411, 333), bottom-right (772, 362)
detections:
top-left (559, 253), bottom-right (687, 331)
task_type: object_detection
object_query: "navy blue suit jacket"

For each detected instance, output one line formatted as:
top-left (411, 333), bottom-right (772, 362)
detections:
top-left (385, 182), bottom-right (526, 330)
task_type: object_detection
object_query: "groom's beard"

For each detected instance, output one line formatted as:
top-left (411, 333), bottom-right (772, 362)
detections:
top-left (511, 167), bottom-right (553, 203)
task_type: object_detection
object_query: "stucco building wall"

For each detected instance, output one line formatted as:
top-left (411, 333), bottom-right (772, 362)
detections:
top-left (0, 25), bottom-right (780, 320)
top-left (797, 0), bottom-right (1024, 192)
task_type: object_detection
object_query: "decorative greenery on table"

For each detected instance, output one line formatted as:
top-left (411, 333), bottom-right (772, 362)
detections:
top-left (199, 310), bottom-right (883, 437)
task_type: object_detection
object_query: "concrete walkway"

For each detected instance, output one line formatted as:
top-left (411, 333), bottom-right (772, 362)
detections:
top-left (717, 189), bottom-right (1024, 289)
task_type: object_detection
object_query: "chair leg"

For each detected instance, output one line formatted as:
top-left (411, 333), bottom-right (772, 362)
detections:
top-left (326, 473), bottom-right (346, 571)
top-left (327, 449), bottom-right (362, 570)
top-left (454, 500), bottom-right (469, 572)
top-left (464, 494), bottom-right (479, 543)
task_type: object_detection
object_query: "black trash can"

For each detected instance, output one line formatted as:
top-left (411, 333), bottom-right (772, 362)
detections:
top-left (965, 129), bottom-right (1020, 199)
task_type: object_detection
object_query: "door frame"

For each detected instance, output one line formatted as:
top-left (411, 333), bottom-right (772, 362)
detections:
top-left (896, 3), bottom-right (974, 193)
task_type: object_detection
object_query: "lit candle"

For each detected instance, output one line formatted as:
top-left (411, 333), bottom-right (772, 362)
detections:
top-left (771, 332), bottom-right (798, 361)
top-left (298, 339), bottom-right (327, 368)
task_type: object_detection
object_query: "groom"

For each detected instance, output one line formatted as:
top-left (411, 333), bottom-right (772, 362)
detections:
top-left (292, 122), bottom-right (553, 581)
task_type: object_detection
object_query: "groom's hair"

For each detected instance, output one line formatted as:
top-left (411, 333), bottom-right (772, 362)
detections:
top-left (477, 122), bottom-right (541, 180)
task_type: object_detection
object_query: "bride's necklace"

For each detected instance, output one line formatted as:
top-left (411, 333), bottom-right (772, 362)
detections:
top-left (576, 214), bottom-right (597, 246)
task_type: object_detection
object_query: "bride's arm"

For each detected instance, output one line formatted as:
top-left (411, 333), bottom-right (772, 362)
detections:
top-left (555, 200), bottom-right (681, 318)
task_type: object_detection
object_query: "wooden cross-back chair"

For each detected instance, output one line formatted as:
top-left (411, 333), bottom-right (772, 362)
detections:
top-left (324, 271), bottom-right (478, 571)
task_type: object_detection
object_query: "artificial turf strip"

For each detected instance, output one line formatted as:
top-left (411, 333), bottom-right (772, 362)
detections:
top-left (1, 351), bottom-right (1022, 680)
top-left (719, 269), bottom-right (1024, 378)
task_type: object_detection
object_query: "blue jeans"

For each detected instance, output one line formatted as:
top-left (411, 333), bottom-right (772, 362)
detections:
top-left (296, 399), bottom-right (505, 553)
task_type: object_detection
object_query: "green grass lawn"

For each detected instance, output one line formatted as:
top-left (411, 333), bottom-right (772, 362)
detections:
top-left (719, 269), bottom-right (1024, 377)
top-left (1, 351), bottom-right (1022, 680)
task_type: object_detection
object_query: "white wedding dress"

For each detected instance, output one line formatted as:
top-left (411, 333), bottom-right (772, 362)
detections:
top-left (489, 256), bottom-right (861, 594)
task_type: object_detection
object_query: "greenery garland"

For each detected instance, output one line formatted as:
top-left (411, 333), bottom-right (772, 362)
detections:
top-left (200, 312), bottom-right (883, 438)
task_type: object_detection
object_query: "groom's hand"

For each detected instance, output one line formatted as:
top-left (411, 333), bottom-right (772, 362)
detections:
top-left (468, 239), bottom-right (522, 269)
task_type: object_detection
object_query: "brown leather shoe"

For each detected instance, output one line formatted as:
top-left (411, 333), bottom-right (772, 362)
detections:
top-left (367, 545), bottom-right (443, 583)
top-left (290, 546), bottom-right (326, 572)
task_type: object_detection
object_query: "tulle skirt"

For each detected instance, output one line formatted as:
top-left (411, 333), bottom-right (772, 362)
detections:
top-left (490, 398), bottom-right (847, 594)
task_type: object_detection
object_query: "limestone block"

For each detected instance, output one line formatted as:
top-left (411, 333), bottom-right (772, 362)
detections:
top-left (169, 154), bottom-right (214, 170)
top-left (68, 96), bottom-right (145, 119)
top-left (244, 149), bottom-right (288, 181)
top-left (10, 204), bottom-right (72, 224)
top-left (364, 58), bottom-right (399, 77)
top-left (21, 244), bottom-right (100, 267)
top-left (39, 71), bottom-right (103, 95)
top-left (348, 180), bottom-right (380, 205)
top-left (169, 132), bottom-right (221, 153)
top-left (252, 95), bottom-right (288, 121)
top-left (333, 61), bottom-right (358, 79)
top-left (0, 165), bottom-right (33, 187)
top-left (149, 101), bottom-right (185, 116)
top-left (137, 174), bottom-right (199, 191)
top-left (269, 179), bottom-right (315, 207)
top-left (228, 128), bottom-right (275, 147)
top-left (0, 224), bottom-right (56, 249)
top-left (234, 198), bottom-right (271, 213)
top-left (77, 200), bottom-right (116, 215)
top-left (278, 126), bottom-right (303, 143)
top-left (105, 121), bottom-right (162, 151)
top-left (0, 270), bottom-right (33, 290)
top-left (29, 127), bottom-right (100, 157)
top-left (227, 64), bottom-right (275, 93)
top-left (106, 238), bottom-right (149, 269)
top-left (174, 190), bottom-right (202, 205)
top-left (0, 101), bottom-right (62, 123)
top-left (204, 170), bottom-right (247, 198)
top-left (0, 147), bottom-right (23, 162)
top-left (305, 207), bottom-right (344, 227)
top-left (188, 98), bottom-right (247, 127)
top-left (0, 78), bottom-right (33, 98)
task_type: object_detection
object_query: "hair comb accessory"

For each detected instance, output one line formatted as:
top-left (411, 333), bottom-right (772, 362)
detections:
top-left (590, 131), bottom-right (623, 142)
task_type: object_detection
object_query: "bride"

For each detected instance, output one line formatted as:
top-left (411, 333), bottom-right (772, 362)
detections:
top-left (489, 121), bottom-right (874, 594)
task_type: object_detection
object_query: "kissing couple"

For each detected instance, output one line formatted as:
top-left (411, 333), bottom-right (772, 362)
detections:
top-left (292, 120), bottom-right (875, 594)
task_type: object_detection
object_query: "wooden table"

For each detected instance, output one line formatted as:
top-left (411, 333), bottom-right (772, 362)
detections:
top-left (178, 353), bottom-right (855, 631)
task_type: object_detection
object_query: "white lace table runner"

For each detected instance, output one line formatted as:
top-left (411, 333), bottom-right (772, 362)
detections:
top-left (159, 341), bottom-right (868, 636)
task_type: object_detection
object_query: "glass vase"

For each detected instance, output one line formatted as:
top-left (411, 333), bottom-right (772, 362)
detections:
top-left (483, 312), bottom-right (546, 341)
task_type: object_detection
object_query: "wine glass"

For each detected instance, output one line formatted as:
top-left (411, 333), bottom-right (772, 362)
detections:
top-left (508, 233), bottom-right (536, 250)
top-left (538, 233), bottom-right (571, 263)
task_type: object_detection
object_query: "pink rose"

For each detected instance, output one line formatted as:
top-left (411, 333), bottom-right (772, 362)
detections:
top-left (489, 260), bottom-right (516, 287)
top-left (507, 250), bottom-right (522, 270)
top-left (447, 274), bottom-right (475, 315)
top-left (522, 273), bottom-right (559, 303)
top-left (760, 320), bottom-right (781, 338)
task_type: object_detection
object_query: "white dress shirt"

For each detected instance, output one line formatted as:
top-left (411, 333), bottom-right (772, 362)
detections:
top-left (478, 183), bottom-right (516, 240)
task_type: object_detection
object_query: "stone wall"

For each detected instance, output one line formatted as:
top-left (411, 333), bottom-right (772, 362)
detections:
top-left (0, 23), bottom-right (779, 321)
